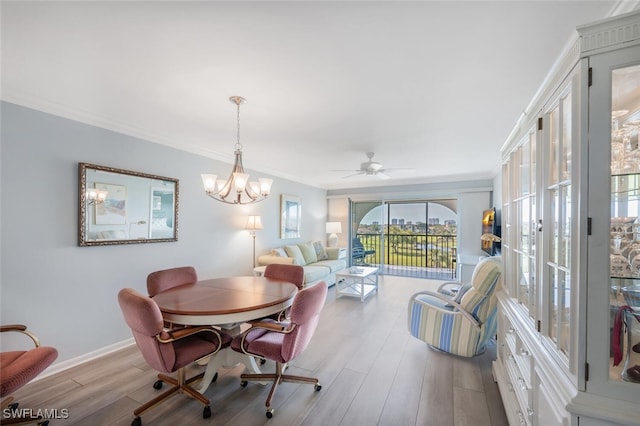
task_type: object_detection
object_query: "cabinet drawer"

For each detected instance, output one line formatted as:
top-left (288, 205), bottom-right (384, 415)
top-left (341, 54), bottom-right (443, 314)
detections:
top-left (506, 353), bottom-right (533, 425)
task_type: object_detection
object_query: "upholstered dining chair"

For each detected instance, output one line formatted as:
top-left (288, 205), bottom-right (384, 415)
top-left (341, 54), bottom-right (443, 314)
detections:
top-left (117, 288), bottom-right (232, 426)
top-left (146, 266), bottom-right (198, 297)
top-left (263, 264), bottom-right (304, 322)
top-left (408, 256), bottom-right (502, 357)
top-left (1, 324), bottom-right (58, 426)
top-left (231, 281), bottom-right (328, 418)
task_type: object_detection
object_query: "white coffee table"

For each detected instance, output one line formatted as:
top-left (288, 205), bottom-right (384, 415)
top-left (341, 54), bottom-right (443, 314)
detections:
top-left (335, 266), bottom-right (379, 302)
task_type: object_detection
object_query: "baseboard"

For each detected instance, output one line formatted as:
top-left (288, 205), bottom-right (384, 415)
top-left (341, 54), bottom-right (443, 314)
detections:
top-left (36, 338), bottom-right (135, 381)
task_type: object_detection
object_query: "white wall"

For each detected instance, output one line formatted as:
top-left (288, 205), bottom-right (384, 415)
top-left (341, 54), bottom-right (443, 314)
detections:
top-left (0, 102), bottom-right (327, 367)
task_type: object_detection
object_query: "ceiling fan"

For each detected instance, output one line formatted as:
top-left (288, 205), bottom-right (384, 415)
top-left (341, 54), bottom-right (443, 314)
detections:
top-left (333, 152), bottom-right (415, 179)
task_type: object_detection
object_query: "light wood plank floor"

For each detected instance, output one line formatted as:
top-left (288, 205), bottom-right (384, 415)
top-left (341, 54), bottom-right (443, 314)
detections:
top-left (9, 276), bottom-right (508, 426)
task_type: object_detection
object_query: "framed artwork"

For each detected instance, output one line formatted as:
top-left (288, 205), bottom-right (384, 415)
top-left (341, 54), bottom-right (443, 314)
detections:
top-left (280, 194), bottom-right (301, 239)
top-left (95, 183), bottom-right (127, 225)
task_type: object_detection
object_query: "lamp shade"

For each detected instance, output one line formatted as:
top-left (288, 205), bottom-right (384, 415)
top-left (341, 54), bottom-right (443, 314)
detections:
top-left (325, 222), bottom-right (342, 234)
top-left (246, 215), bottom-right (264, 230)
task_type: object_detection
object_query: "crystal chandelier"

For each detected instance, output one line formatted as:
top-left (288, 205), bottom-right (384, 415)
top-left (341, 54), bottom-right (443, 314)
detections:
top-left (201, 96), bottom-right (273, 204)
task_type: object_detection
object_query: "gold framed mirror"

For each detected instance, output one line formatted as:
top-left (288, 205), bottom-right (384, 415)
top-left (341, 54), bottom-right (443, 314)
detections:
top-left (78, 163), bottom-right (179, 246)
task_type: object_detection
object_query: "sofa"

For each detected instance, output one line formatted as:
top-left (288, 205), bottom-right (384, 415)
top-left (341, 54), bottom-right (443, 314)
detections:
top-left (257, 241), bottom-right (346, 287)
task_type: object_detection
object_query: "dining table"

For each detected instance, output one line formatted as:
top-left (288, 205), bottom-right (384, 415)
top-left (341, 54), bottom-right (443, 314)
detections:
top-left (152, 276), bottom-right (298, 393)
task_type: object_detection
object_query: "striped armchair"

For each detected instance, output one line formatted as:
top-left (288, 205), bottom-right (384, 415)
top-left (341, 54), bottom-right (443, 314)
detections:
top-left (408, 257), bottom-right (502, 357)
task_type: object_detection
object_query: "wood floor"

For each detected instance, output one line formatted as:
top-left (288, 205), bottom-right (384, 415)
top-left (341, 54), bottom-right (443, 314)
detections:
top-left (9, 276), bottom-right (508, 426)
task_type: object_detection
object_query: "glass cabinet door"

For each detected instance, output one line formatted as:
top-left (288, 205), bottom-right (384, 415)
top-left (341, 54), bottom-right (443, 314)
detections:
top-left (514, 130), bottom-right (538, 318)
top-left (542, 71), bottom-right (577, 367)
top-left (587, 45), bottom-right (640, 401)
top-left (609, 63), bottom-right (640, 385)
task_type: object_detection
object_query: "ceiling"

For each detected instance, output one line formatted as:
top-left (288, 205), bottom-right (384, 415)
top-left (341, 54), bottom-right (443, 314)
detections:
top-left (1, 1), bottom-right (627, 191)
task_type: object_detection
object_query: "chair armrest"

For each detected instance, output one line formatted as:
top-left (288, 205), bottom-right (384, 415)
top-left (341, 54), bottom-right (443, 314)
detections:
top-left (437, 281), bottom-right (463, 296)
top-left (236, 321), bottom-right (297, 356)
top-left (157, 325), bottom-right (226, 356)
top-left (0, 324), bottom-right (41, 347)
top-left (248, 321), bottom-right (288, 332)
top-left (410, 291), bottom-right (480, 328)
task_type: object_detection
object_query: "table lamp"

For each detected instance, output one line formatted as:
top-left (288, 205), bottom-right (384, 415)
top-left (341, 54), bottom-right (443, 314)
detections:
top-left (326, 222), bottom-right (342, 248)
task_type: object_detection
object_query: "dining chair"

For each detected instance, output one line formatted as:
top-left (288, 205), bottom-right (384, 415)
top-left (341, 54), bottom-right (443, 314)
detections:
top-left (264, 263), bottom-right (305, 289)
top-left (408, 256), bottom-right (502, 357)
top-left (146, 266), bottom-right (198, 297)
top-left (231, 281), bottom-right (328, 418)
top-left (263, 264), bottom-right (304, 322)
top-left (1, 324), bottom-right (58, 426)
top-left (117, 288), bottom-right (232, 426)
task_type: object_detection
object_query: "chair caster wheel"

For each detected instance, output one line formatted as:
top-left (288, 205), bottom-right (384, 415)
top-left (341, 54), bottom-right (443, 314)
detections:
top-left (314, 384), bottom-right (322, 392)
top-left (9, 402), bottom-right (18, 410)
top-left (240, 380), bottom-right (248, 387)
top-left (131, 416), bottom-right (142, 426)
top-left (42, 421), bottom-right (50, 426)
top-left (260, 358), bottom-right (266, 365)
top-left (266, 408), bottom-right (274, 418)
top-left (203, 405), bottom-right (211, 419)
top-left (153, 380), bottom-right (163, 390)
top-left (213, 372), bottom-right (218, 382)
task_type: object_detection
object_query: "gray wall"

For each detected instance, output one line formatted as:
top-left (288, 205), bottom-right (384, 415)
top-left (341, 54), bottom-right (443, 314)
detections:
top-left (0, 101), bottom-right (327, 366)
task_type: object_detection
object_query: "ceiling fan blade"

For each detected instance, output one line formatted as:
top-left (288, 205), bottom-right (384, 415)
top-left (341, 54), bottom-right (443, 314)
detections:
top-left (376, 172), bottom-right (391, 179)
top-left (342, 171), bottom-right (364, 179)
top-left (384, 167), bottom-right (416, 174)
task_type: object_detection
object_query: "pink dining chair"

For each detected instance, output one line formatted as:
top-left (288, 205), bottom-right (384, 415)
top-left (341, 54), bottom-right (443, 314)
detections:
top-left (231, 281), bottom-right (328, 418)
top-left (146, 266), bottom-right (198, 297)
top-left (263, 264), bottom-right (305, 322)
top-left (117, 288), bottom-right (232, 426)
top-left (1, 324), bottom-right (58, 426)
top-left (263, 264), bottom-right (305, 289)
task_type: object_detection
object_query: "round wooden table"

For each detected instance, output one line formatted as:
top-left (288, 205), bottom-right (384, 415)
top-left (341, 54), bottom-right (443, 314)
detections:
top-left (152, 276), bottom-right (298, 326)
top-left (152, 276), bottom-right (298, 392)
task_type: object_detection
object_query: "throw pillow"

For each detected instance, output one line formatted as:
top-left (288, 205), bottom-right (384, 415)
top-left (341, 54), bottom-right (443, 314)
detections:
top-left (298, 242), bottom-right (318, 264)
top-left (284, 245), bottom-right (307, 266)
top-left (271, 248), bottom-right (287, 257)
top-left (313, 241), bottom-right (329, 260)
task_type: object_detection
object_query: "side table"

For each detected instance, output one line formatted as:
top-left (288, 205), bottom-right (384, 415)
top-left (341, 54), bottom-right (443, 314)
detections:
top-left (253, 266), bottom-right (267, 277)
top-left (335, 266), bottom-right (379, 302)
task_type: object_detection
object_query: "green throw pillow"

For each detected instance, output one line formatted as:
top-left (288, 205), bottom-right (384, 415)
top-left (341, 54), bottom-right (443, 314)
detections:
top-left (298, 242), bottom-right (318, 264)
top-left (284, 245), bottom-right (307, 266)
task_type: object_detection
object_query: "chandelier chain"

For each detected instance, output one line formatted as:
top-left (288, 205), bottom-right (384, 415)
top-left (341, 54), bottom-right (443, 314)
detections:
top-left (235, 100), bottom-right (242, 151)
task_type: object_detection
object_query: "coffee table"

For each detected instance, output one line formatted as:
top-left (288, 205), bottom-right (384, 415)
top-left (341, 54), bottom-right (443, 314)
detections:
top-left (335, 266), bottom-right (379, 302)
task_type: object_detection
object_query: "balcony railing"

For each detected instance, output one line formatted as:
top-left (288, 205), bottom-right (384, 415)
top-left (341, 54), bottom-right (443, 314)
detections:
top-left (355, 233), bottom-right (457, 280)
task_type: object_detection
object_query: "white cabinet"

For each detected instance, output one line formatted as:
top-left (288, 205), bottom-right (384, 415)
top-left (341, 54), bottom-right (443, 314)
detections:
top-left (495, 10), bottom-right (640, 426)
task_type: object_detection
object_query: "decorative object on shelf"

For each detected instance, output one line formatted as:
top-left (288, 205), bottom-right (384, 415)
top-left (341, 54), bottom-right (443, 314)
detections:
top-left (280, 194), bottom-right (301, 239)
top-left (480, 233), bottom-right (501, 243)
top-left (612, 305), bottom-right (640, 383)
top-left (325, 222), bottom-right (342, 248)
top-left (201, 96), bottom-right (273, 205)
top-left (611, 234), bottom-right (632, 277)
top-left (246, 215), bottom-right (264, 268)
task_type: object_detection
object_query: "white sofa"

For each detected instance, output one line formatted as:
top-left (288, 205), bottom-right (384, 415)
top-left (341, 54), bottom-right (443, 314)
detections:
top-left (257, 241), bottom-right (346, 287)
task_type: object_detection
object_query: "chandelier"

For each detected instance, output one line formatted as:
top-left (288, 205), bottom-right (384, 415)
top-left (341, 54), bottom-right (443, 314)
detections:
top-left (201, 96), bottom-right (273, 204)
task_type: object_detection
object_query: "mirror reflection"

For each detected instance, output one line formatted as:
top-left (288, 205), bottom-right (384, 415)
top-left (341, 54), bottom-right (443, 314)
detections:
top-left (78, 163), bottom-right (179, 246)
